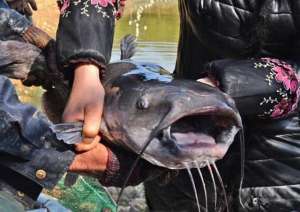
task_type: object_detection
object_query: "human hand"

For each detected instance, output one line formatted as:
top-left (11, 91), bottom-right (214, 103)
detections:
top-left (63, 64), bottom-right (104, 152)
top-left (6, 0), bottom-right (37, 16)
top-left (68, 143), bottom-right (109, 177)
top-left (22, 25), bottom-right (53, 49)
top-left (69, 142), bottom-right (165, 186)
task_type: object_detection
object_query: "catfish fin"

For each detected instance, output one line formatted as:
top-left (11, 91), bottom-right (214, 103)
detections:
top-left (120, 34), bottom-right (137, 60)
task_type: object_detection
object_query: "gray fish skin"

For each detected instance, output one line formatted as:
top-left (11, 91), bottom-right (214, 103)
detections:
top-left (0, 8), bottom-right (242, 170)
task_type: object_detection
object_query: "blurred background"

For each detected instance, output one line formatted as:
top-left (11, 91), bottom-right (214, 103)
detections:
top-left (13, 0), bottom-right (180, 211)
top-left (32, 0), bottom-right (179, 70)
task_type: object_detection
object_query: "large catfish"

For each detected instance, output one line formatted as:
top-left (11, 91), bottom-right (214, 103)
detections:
top-left (0, 7), bottom-right (242, 171)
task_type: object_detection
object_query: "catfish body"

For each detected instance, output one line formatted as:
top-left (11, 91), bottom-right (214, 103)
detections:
top-left (0, 8), bottom-right (242, 169)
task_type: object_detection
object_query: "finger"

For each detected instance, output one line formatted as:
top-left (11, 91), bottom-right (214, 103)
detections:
top-left (68, 154), bottom-right (87, 172)
top-left (23, 29), bottom-right (39, 46)
top-left (69, 143), bottom-right (108, 173)
top-left (28, 0), bottom-right (37, 10)
top-left (75, 135), bottom-right (101, 152)
top-left (82, 102), bottom-right (103, 138)
top-left (22, 31), bottom-right (31, 42)
top-left (82, 137), bottom-right (94, 144)
top-left (24, 4), bottom-right (33, 16)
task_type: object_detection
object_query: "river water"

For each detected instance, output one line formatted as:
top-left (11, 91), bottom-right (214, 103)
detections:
top-left (112, 3), bottom-right (179, 71)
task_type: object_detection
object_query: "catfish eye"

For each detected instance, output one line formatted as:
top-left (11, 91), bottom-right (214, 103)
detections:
top-left (137, 98), bottom-right (149, 110)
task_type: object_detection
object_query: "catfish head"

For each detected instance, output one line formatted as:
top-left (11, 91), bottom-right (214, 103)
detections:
top-left (101, 61), bottom-right (242, 169)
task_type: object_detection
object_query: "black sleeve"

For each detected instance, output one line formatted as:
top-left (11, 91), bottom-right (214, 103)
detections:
top-left (0, 76), bottom-right (75, 191)
top-left (204, 58), bottom-right (300, 119)
top-left (56, 0), bottom-right (115, 76)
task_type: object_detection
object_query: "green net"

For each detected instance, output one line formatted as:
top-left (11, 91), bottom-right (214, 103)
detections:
top-left (46, 176), bottom-right (116, 212)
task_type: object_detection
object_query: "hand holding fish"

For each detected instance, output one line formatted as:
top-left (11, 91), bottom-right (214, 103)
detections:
top-left (63, 64), bottom-right (104, 152)
top-left (68, 142), bottom-right (164, 187)
top-left (68, 143), bottom-right (108, 175)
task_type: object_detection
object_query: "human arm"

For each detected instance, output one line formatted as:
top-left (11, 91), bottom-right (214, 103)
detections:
top-left (62, 64), bottom-right (104, 151)
top-left (18, 0), bottom-right (116, 151)
top-left (56, 0), bottom-right (116, 150)
top-left (14, 2), bottom-right (105, 148)
top-left (200, 58), bottom-right (300, 119)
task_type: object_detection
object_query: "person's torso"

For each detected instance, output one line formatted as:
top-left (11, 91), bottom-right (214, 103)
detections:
top-left (216, 115), bottom-right (300, 211)
top-left (185, 0), bottom-right (300, 59)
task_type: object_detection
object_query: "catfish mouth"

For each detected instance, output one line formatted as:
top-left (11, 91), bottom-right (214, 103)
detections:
top-left (153, 107), bottom-right (241, 169)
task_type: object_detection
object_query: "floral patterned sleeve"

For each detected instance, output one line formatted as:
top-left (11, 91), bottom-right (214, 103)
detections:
top-left (204, 58), bottom-right (300, 119)
top-left (56, 0), bottom-right (117, 78)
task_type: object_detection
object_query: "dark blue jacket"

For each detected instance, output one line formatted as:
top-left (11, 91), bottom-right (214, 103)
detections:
top-left (0, 75), bottom-right (75, 209)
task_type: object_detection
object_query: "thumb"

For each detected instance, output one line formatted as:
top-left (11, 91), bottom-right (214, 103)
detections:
top-left (74, 104), bottom-right (102, 152)
top-left (82, 101), bottom-right (103, 141)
